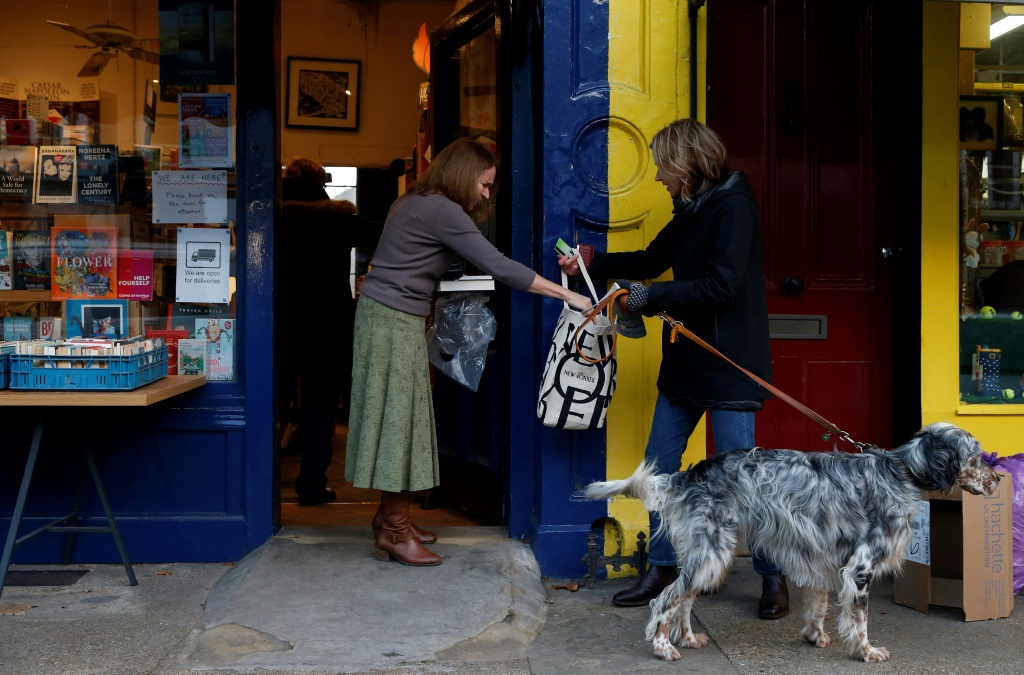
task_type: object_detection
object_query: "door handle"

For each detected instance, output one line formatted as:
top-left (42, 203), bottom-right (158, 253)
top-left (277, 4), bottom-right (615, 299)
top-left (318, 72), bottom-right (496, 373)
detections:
top-left (782, 276), bottom-right (804, 295)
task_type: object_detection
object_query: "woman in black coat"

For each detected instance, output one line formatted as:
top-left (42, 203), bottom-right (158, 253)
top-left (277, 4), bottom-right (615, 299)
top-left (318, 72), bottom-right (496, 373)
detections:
top-left (560, 118), bottom-right (786, 618)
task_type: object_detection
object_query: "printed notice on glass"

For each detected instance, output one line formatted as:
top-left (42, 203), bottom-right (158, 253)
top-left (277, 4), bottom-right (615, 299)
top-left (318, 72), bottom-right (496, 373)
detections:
top-left (175, 226), bottom-right (231, 303)
top-left (178, 93), bottom-right (233, 168)
top-left (153, 170), bottom-right (227, 224)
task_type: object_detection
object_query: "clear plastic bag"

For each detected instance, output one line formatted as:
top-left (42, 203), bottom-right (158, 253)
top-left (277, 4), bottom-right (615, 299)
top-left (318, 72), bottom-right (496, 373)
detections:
top-left (426, 292), bottom-right (497, 392)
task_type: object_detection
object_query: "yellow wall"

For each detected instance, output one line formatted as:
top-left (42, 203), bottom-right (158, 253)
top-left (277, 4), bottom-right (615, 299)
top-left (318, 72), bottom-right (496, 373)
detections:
top-left (922, 2), bottom-right (1024, 449)
top-left (602, 0), bottom-right (707, 577)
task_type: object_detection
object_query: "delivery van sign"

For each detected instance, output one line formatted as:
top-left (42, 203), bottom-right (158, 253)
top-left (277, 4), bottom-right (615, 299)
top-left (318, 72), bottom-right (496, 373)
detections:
top-left (176, 227), bottom-right (231, 303)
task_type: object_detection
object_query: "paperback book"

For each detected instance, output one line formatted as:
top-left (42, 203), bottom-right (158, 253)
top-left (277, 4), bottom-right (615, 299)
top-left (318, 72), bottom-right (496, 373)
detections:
top-left (65, 299), bottom-right (129, 339)
top-left (51, 226), bottom-right (119, 300)
top-left (0, 230), bottom-right (11, 290)
top-left (75, 144), bottom-right (120, 206)
top-left (0, 145), bottom-right (37, 204)
top-left (34, 146), bottom-right (77, 204)
top-left (177, 338), bottom-right (207, 375)
top-left (117, 249), bottom-right (154, 301)
top-left (195, 317), bottom-right (233, 381)
top-left (12, 230), bottom-right (50, 290)
top-left (2, 316), bottom-right (33, 341)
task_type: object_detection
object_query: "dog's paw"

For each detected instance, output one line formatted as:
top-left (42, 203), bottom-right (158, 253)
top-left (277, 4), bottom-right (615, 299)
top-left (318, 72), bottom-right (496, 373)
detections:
top-left (653, 636), bottom-right (681, 661)
top-left (682, 631), bottom-right (709, 649)
top-left (802, 628), bottom-right (830, 648)
top-left (860, 646), bottom-right (889, 663)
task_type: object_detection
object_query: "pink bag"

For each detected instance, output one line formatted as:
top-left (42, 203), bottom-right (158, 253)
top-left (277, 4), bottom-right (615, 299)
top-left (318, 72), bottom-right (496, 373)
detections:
top-left (982, 451), bottom-right (1024, 595)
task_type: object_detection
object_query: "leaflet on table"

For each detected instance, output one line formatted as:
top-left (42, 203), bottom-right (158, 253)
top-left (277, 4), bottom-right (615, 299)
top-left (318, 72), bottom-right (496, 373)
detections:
top-left (175, 226), bottom-right (231, 303)
top-left (152, 170), bottom-right (228, 224)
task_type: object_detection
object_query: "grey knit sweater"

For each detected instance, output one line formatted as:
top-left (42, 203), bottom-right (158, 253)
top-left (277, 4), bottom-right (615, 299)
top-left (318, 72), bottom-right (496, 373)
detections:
top-left (358, 192), bottom-right (536, 316)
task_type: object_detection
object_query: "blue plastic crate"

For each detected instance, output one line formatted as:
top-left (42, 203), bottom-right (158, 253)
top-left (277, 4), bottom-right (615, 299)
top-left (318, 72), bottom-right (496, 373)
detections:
top-left (0, 354), bottom-right (8, 389)
top-left (9, 345), bottom-right (169, 391)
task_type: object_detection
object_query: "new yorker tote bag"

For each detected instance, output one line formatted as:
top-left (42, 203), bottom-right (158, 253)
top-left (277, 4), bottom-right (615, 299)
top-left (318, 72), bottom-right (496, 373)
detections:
top-left (537, 256), bottom-right (623, 430)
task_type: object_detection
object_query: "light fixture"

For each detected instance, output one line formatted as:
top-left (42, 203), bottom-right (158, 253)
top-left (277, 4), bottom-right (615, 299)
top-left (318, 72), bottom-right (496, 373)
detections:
top-left (992, 16), bottom-right (1024, 40)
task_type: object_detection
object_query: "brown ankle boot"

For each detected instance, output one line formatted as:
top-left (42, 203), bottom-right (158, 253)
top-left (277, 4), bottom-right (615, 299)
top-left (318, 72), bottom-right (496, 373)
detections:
top-left (372, 504), bottom-right (437, 544)
top-left (374, 491), bottom-right (442, 566)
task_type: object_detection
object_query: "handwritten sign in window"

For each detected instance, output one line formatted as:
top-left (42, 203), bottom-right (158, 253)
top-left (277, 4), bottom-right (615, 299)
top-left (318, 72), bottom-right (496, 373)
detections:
top-left (153, 170), bottom-right (227, 224)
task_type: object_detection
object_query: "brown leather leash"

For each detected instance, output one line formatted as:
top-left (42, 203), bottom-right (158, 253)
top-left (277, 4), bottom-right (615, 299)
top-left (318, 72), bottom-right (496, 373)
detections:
top-left (656, 312), bottom-right (872, 452)
top-left (572, 288), bottom-right (630, 365)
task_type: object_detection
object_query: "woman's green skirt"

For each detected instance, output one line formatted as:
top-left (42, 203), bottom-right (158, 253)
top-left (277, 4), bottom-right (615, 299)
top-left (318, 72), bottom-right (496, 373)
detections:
top-left (345, 295), bottom-right (439, 492)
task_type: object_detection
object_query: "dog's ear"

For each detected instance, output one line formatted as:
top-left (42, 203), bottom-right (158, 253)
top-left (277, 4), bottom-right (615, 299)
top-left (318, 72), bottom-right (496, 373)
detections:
top-left (898, 423), bottom-right (976, 493)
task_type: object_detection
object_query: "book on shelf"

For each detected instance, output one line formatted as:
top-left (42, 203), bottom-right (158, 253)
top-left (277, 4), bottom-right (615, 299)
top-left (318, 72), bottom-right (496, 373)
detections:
top-left (12, 229), bottom-right (50, 290)
top-left (195, 317), bottom-right (233, 381)
top-left (0, 230), bottom-right (11, 290)
top-left (4, 119), bottom-right (36, 146)
top-left (2, 316), bottom-right (33, 341)
top-left (117, 249), bottom-right (154, 301)
top-left (167, 302), bottom-right (231, 333)
top-left (38, 316), bottom-right (63, 341)
top-left (146, 328), bottom-right (190, 373)
top-left (0, 145), bottom-right (37, 204)
top-left (133, 144), bottom-right (162, 178)
top-left (177, 338), bottom-right (207, 375)
top-left (64, 299), bottom-right (129, 339)
top-left (50, 225), bottom-right (118, 300)
top-left (34, 145), bottom-right (77, 204)
top-left (75, 144), bottom-right (120, 206)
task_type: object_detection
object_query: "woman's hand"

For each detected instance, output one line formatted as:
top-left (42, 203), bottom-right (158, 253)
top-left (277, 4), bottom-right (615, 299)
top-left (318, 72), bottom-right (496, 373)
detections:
top-left (567, 291), bottom-right (594, 315)
top-left (557, 253), bottom-right (583, 277)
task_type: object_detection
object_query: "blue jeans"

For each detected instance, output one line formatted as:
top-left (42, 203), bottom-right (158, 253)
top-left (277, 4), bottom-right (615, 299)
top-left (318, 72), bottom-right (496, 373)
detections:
top-left (644, 393), bottom-right (781, 576)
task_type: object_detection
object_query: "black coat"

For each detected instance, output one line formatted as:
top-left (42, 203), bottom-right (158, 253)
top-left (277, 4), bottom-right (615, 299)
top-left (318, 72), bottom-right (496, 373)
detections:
top-left (589, 171), bottom-right (772, 405)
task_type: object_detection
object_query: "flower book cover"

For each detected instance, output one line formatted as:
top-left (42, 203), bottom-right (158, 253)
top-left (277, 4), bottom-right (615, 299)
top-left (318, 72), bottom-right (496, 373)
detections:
top-left (34, 146), bottom-right (77, 204)
top-left (76, 144), bottom-right (120, 206)
top-left (51, 226), bottom-right (118, 300)
top-left (0, 145), bottom-right (37, 204)
top-left (195, 317), bottom-right (233, 381)
top-left (12, 229), bottom-right (50, 290)
top-left (0, 230), bottom-right (11, 290)
top-left (177, 338), bottom-right (206, 375)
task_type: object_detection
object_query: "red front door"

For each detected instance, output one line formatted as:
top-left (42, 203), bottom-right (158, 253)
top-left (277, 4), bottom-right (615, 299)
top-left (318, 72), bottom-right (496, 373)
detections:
top-left (707, 0), bottom-right (906, 451)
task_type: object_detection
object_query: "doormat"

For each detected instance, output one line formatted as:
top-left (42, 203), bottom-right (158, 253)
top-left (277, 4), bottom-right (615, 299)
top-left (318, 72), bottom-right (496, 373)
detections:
top-left (3, 570), bottom-right (88, 586)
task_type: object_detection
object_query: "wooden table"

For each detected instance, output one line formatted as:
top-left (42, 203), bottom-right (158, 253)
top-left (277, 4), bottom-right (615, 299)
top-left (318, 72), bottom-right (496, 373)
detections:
top-left (0, 376), bottom-right (206, 598)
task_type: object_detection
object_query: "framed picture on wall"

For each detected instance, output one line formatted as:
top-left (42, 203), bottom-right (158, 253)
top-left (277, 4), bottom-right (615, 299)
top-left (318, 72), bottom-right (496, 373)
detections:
top-left (959, 95), bottom-right (1003, 151)
top-left (286, 57), bottom-right (361, 131)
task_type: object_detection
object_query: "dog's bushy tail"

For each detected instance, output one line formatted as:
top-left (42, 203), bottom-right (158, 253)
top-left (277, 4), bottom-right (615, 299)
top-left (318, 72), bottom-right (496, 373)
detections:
top-left (584, 462), bottom-right (673, 513)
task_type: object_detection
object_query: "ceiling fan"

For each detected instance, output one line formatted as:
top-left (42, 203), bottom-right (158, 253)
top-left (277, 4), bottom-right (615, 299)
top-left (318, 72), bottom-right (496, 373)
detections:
top-left (46, 6), bottom-right (158, 77)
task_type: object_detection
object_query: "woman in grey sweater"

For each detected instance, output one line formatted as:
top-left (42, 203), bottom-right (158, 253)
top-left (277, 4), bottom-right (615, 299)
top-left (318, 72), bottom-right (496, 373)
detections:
top-left (347, 138), bottom-right (592, 566)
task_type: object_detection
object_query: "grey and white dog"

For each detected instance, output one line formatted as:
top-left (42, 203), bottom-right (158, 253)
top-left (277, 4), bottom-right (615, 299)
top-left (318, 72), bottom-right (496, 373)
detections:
top-left (585, 422), bottom-right (1001, 663)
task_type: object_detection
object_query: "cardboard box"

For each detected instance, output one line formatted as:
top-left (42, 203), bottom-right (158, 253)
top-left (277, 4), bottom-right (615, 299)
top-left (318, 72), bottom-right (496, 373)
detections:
top-left (894, 471), bottom-right (1013, 621)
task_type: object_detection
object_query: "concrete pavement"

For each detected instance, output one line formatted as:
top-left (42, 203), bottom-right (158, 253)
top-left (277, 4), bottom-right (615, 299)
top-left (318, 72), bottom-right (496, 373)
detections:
top-left (1, 525), bottom-right (1022, 674)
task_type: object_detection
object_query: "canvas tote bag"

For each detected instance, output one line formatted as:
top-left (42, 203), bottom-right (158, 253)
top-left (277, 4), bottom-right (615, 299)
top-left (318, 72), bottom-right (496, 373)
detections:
top-left (537, 257), bottom-right (624, 430)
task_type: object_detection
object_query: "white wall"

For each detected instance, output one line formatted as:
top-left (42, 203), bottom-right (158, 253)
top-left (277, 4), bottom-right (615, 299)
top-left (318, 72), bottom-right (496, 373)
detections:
top-left (280, 0), bottom-right (454, 168)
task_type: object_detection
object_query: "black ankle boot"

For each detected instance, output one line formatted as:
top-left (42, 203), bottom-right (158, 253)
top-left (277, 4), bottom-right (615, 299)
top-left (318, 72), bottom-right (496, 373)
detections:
top-left (758, 573), bottom-right (790, 619)
top-left (612, 566), bottom-right (677, 607)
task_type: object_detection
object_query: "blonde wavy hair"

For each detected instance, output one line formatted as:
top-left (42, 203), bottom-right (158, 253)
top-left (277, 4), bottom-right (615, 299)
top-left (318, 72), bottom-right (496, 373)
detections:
top-left (408, 137), bottom-right (496, 213)
top-left (650, 119), bottom-right (727, 201)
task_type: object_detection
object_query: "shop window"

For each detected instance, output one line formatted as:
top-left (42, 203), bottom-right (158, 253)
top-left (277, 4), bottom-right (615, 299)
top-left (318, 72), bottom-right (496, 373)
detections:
top-left (0, 2), bottom-right (238, 384)
top-left (324, 166), bottom-right (357, 205)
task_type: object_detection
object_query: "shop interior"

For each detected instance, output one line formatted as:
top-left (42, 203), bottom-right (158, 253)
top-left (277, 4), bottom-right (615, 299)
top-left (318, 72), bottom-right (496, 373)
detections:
top-left (0, 0), bottom-right (497, 530)
top-left (959, 3), bottom-right (1024, 404)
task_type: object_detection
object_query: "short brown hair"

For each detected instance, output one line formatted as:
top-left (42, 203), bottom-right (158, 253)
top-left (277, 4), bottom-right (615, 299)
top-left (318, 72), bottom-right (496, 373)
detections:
top-left (284, 157), bottom-right (327, 186)
top-left (408, 138), bottom-right (496, 213)
top-left (650, 119), bottom-right (727, 201)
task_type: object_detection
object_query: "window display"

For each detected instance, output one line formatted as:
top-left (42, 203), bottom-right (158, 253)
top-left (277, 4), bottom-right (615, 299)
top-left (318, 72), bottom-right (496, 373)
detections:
top-left (0, 1), bottom-right (237, 384)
